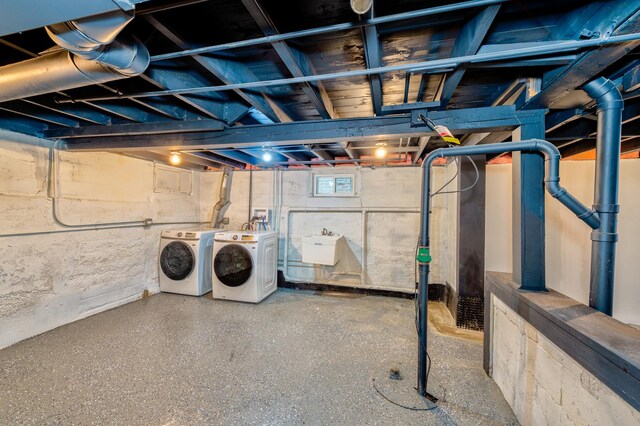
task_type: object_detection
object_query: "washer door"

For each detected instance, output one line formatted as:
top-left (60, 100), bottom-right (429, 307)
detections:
top-left (160, 241), bottom-right (195, 281)
top-left (214, 244), bottom-right (253, 287)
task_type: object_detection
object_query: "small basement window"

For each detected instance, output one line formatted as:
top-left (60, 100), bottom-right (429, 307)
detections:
top-left (313, 174), bottom-right (355, 197)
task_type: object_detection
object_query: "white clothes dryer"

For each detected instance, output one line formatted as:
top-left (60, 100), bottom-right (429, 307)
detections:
top-left (159, 229), bottom-right (222, 296)
top-left (211, 230), bottom-right (278, 303)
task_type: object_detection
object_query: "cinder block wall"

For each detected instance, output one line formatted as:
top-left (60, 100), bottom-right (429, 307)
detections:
top-left (490, 296), bottom-right (640, 425)
top-left (0, 131), bottom-right (207, 348)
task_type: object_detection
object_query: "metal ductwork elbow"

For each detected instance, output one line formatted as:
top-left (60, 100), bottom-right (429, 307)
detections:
top-left (0, 4), bottom-right (149, 103)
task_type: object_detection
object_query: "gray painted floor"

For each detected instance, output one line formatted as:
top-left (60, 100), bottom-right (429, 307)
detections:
top-left (0, 290), bottom-right (517, 425)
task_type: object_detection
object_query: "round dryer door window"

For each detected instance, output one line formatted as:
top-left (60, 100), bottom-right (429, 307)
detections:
top-left (160, 241), bottom-right (195, 281)
top-left (214, 244), bottom-right (253, 287)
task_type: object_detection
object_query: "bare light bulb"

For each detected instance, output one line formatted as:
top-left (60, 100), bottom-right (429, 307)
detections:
top-left (374, 145), bottom-right (387, 159)
top-left (262, 151), bottom-right (272, 162)
top-left (169, 152), bottom-right (182, 165)
top-left (351, 0), bottom-right (373, 14)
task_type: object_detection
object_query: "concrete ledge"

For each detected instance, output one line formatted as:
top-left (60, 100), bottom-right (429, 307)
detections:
top-left (484, 271), bottom-right (640, 411)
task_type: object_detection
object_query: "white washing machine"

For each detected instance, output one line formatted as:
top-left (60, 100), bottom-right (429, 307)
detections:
top-left (159, 229), bottom-right (222, 296)
top-left (212, 230), bottom-right (278, 303)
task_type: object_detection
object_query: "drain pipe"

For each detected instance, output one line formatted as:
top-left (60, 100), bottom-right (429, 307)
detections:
top-left (416, 139), bottom-right (597, 397)
top-left (582, 77), bottom-right (623, 315)
top-left (0, 4), bottom-right (148, 102)
top-left (211, 167), bottom-right (233, 228)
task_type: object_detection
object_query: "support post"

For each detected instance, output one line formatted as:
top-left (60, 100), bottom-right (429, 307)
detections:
top-left (512, 116), bottom-right (546, 291)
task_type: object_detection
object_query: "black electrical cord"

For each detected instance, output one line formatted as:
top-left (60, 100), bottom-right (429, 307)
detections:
top-left (416, 114), bottom-right (480, 198)
top-left (371, 377), bottom-right (438, 411)
top-left (431, 155), bottom-right (480, 197)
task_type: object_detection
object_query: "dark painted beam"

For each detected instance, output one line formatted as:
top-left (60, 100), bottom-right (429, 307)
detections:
top-left (0, 102), bottom-right (79, 128)
top-left (380, 102), bottom-right (440, 115)
top-left (144, 15), bottom-right (289, 123)
top-left (361, 9), bottom-right (383, 116)
top-left (241, 0), bottom-right (337, 120)
top-left (310, 147), bottom-right (335, 167)
top-left (211, 149), bottom-right (261, 167)
top-left (241, 147), bottom-right (289, 164)
top-left (523, 4), bottom-right (640, 109)
top-left (185, 151), bottom-right (247, 169)
top-left (142, 65), bottom-right (228, 121)
top-left (545, 108), bottom-right (584, 132)
top-left (62, 106), bottom-right (543, 151)
top-left (21, 98), bottom-right (111, 126)
top-left (126, 151), bottom-right (206, 170)
top-left (439, 5), bottom-right (501, 108)
top-left (0, 115), bottom-right (47, 136)
top-left (623, 64), bottom-right (640, 93)
top-left (46, 119), bottom-right (225, 139)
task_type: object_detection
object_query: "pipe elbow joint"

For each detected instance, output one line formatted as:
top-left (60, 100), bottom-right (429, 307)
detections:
top-left (583, 77), bottom-right (623, 112)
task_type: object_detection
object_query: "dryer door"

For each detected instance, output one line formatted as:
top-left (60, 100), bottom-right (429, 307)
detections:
top-left (160, 241), bottom-right (195, 281)
top-left (214, 244), bottom-right (253, 287)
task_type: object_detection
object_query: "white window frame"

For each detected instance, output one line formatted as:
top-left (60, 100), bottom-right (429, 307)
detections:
top-left (313, 173), bottom-right (356, 197)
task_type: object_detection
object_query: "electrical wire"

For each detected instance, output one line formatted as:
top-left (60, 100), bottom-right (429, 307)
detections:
top-left (430, 155), bottom-right (480, 197)
top-left (371, 377), bottom-right (438, 411)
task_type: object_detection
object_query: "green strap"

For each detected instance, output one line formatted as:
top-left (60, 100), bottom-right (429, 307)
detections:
top-left (416, 247), bottom-right (432, 263)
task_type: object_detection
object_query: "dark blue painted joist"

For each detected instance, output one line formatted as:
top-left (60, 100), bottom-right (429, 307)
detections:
top-left (143, 64), bottom-right (234, 121)
top-left (241, 147), bottom-right (289, 164)
top-left (0, 115), bottom-right (47, 136)
top-left (144, 15), bottom-right (289, 123)
top-left (21, 98), bottom-right (112, 126)
top-left (241, 0), bottom-right (337, 120)
top-left (523, 3), bottom-right (640, 109)
top-left (62, 106), bottom-right (544, 151)
top-left (0, 102), bottom-right (79, 128)
top-left (185, 151), bottom-right (247, 169)
top-left (211, 149), bottom-right (261, 167)
top-left (545, 108), bottom-right (584, 132)
top-left (362, 9), bottom-right (383, 116)
top-left (45, 119), bottom-right (225, 139)
top-left (439, 4), bottom-right (501, 108)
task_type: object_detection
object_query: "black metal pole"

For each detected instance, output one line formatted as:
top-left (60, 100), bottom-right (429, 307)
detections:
top-left (417, 139), bottom-right (599, 396)
top-left (582, 77), bottom-right (623, 316)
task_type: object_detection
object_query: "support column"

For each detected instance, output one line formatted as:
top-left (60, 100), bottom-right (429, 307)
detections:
top-left (456, 155), bottom-right (486, 329)
top-left (512, 116), bottom-right (546, 291)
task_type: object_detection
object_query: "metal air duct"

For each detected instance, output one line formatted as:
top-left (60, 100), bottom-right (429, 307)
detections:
top-left (0, 5), bottom-right (149, 103)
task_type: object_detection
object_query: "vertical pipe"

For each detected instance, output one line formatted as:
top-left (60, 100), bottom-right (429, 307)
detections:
top-left (582, 77), bottom-right (623, 316)
top-left (417, 161), bottom-right (432, 396)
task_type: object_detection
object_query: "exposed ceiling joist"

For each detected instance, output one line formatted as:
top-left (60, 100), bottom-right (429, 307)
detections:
top-left (241, 0), bottom-right (337, 120)
top-left (439, 4), bottom-right (501, 108)
top-left (144, 15), bottom-right (292, 123)
top-left (522, 3), bottom-right (640, 109)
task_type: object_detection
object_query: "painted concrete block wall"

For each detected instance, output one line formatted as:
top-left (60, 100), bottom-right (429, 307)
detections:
top-left (485, 159), bottom-right (640, 325)
top-left (202, 166), bottom-right (454, 292)
top-left (0, 130), bottom-right (206, 349)
top-left (490, 295), bottom-right (640, 425)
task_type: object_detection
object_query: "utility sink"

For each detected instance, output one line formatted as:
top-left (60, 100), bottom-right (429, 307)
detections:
top-left (302, 234), bottom-right (345, 266)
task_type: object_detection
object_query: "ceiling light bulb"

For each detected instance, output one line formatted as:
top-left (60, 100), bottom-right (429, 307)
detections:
top-left (262, 151), bottom-right (272, 162)
top-left (169, 152), bottom-right (182, 165)
top-left (375, 145), bottom-right (387, 159)
top-left (351, 0), bottom-right (373, 14)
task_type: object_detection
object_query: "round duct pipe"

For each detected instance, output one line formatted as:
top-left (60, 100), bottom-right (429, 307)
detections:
top-left (0, 4), bottom-right (148, 104)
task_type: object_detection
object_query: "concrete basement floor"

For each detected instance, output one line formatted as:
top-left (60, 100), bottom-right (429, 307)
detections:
top-left (0, 290), bottom-right (517, 425)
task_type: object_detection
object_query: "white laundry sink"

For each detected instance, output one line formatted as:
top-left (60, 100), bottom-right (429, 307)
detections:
top-left (302, 234), bottom-right (345, 266)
